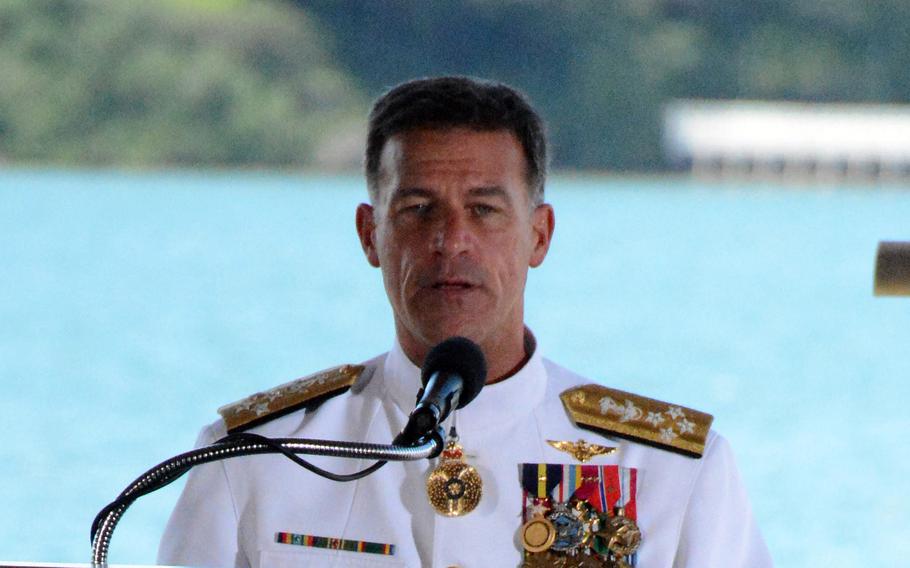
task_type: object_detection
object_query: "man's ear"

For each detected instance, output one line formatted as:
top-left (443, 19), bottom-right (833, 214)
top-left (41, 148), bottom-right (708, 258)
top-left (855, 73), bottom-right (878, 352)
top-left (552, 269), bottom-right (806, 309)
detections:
top-left (356, 203), bottom-right (381, 267)
top-left (529, 203), bottom-right (555, 268)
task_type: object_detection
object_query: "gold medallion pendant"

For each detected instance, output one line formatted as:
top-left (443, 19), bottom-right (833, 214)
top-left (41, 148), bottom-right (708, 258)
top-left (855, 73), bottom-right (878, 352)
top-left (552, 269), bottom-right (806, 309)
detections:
top-left (426, 440), bottom-right (482, 516)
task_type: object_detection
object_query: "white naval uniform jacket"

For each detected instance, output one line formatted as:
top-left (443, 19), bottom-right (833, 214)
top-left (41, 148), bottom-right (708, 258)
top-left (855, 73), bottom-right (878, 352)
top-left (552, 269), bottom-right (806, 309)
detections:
top-left (158, 341), bottom-right (772, 568)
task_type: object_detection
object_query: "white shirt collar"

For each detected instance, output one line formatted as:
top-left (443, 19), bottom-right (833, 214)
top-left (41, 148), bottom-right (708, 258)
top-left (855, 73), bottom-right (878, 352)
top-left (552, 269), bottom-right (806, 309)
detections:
top-left (383, 333), bottom-right (548, 440)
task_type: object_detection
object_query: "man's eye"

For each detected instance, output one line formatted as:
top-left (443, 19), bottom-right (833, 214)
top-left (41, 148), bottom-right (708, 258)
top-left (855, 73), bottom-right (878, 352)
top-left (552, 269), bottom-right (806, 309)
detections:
top-left (471, 204), bottom-right (497, 216)
top-left (401, 202), bottom-right (431, 215)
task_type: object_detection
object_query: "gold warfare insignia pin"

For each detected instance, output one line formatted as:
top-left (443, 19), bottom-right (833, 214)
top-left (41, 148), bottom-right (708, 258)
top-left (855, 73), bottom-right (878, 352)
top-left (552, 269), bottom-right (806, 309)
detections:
top-left (547, 439), bottom-right (617, 463)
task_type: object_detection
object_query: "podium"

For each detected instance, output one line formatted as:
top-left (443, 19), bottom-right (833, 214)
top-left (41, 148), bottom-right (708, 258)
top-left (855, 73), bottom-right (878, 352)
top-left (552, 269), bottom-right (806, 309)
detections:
top-left (0, 560), bottom-right (187, 568)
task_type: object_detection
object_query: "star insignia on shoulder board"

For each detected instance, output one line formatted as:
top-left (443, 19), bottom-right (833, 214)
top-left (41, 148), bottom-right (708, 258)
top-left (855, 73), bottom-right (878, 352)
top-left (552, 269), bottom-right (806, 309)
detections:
top-left (547, 439), bottom-right (616, 463)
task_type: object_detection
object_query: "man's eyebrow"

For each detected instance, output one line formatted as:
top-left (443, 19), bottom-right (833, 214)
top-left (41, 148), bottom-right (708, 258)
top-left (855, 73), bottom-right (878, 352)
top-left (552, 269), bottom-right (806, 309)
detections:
top-left (389, 187), bottom-right (433, 203)
top-left (388, 185), bottom-right (513, 204)
top-left (468, 186), bottom-right (512, 203)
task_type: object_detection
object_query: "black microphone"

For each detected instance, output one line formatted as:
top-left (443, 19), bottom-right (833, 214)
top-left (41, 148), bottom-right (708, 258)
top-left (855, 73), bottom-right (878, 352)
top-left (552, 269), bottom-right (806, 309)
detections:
top-left (397, 337), bottom-right (487, 445)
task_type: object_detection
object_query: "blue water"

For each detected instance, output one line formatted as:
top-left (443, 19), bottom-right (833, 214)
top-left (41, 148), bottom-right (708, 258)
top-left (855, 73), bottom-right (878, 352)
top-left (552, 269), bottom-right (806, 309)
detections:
top-left (1, 169), bottom-right (908, 566)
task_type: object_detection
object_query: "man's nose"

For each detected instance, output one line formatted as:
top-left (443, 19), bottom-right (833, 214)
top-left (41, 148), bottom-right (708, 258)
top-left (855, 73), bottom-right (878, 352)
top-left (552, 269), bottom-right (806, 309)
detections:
top-left (432, 209), bottom-right (472, 257)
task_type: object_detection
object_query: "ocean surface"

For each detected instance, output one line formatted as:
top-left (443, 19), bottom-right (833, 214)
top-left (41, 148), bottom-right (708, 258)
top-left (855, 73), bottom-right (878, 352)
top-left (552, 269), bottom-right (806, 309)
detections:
top-left (1, 169), bottom-right (908, 566)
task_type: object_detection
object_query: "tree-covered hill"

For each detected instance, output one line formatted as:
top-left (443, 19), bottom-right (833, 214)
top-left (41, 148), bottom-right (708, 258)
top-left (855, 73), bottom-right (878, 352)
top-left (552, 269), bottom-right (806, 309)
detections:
top-left (2, 0), bottom-right (908, 171)
top-left (0, 0), bottom-right (366, 168)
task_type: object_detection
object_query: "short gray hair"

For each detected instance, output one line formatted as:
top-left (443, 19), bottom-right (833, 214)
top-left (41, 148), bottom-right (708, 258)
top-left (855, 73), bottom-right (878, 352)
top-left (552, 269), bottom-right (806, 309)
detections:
top-left (365, 76), bottom-right (548, 205)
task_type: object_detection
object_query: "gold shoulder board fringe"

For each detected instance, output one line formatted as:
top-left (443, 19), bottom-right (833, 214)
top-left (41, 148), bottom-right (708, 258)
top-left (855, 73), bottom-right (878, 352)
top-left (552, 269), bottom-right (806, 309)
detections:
top-left (560, 384), bottom-right (713, 458)
top-left (219, 364), bottom-right (365, 433)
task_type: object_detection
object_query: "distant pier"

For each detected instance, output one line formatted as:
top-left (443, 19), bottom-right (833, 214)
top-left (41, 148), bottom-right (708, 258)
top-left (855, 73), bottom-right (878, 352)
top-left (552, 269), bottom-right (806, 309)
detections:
top-left (664, 100), bottom-right (910, 184)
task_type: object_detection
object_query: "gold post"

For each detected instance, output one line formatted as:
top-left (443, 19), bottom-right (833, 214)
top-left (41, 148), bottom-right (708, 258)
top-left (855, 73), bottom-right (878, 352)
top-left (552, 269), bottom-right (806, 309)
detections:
top-left (874, 241), bottom-right (910, 296)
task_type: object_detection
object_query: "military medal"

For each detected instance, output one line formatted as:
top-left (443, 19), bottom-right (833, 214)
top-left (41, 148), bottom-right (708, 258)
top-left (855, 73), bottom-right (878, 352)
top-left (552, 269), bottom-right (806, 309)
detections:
top-left (548, 501), bottom-right (596, 553)
top-left (521, 550), bottom-right (567, 568)
top-left (521, 515), bottom-right (557, 553)
top-left (426, 433), bottom-right (482, 516)
top-left (565, 550), bottom-right (606, 568)
top-left (598, 507), bottom-right (641, 559)
top-left (519, 463), bottom-right (641, 567)
top-left (520, 464), bottom-right (561, 554)
top-left (593, 469), bottom-right (641, 567)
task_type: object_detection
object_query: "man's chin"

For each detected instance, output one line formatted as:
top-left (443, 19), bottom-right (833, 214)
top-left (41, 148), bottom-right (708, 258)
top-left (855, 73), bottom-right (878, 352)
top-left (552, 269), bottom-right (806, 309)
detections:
top-left (415, 320), bottom-right (486, 348)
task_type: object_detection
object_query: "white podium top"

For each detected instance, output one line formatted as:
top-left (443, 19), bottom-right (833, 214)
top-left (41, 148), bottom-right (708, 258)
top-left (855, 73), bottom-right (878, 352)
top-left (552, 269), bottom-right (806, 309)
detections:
top-left (0, 563), bottom-right (188, 568)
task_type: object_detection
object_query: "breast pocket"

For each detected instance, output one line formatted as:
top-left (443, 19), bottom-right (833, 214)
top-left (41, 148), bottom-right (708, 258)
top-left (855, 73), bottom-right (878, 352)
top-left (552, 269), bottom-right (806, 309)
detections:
top-left (260, 548), bottom-right (407, 567)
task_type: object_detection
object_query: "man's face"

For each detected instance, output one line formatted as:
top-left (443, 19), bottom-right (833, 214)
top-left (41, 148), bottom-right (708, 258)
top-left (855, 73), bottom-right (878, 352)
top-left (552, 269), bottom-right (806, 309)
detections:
top-left (356, 128), bottom-right (554, 369)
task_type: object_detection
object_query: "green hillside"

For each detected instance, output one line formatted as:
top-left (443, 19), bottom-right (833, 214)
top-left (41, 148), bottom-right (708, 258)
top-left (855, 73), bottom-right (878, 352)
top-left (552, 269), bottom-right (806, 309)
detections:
top-left (2, 0), bottom-right (908, 171)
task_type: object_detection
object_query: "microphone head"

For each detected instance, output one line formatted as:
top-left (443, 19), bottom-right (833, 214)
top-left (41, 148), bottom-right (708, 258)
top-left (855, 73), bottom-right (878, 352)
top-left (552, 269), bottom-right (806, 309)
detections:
top-left (421, 336), bottom-right (487, 409)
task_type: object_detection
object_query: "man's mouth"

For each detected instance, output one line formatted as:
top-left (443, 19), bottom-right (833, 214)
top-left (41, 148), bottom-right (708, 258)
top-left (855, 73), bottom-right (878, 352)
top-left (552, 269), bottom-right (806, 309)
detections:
top-left (432, 279), bottom-right (474, 290)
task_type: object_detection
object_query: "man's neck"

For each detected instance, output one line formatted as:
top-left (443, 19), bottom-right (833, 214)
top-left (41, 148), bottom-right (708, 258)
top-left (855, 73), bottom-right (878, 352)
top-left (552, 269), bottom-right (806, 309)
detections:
top-left (486, 330), bottom-right (535, 385)
top-left (398, 328), bottom-right (535, 384)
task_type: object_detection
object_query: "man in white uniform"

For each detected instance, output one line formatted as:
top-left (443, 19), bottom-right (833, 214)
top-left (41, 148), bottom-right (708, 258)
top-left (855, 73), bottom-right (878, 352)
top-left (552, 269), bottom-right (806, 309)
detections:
top-left (159, 77), bottom-right (772, 567)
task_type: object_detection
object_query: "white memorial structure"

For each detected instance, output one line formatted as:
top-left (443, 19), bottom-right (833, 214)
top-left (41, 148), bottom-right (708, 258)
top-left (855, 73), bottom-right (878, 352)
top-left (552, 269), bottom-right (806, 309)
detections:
top-left (663, 99), bottom-right (910, 183)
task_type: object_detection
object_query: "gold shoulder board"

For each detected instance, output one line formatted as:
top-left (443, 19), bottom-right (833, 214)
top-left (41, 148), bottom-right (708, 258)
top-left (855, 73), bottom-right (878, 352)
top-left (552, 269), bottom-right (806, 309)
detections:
top-left (560, 384), bottom-right (713, 458)
top-left (218, 364), bottom-right (365, 433)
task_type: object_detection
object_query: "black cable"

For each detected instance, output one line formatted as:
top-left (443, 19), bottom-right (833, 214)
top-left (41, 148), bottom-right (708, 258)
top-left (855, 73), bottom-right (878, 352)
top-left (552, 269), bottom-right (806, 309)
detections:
top-left (90, 433), bottom-right (392, 543)
top-left (219, 432), bottom-right (388, 483)
top-left (91, 463), bottom-right (191, 540)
